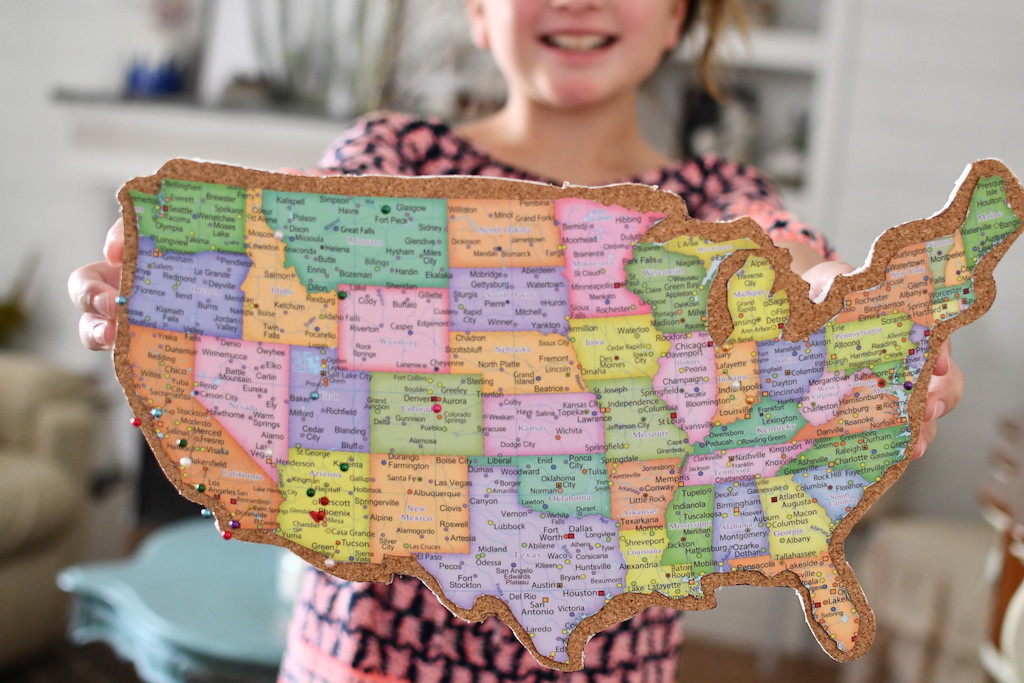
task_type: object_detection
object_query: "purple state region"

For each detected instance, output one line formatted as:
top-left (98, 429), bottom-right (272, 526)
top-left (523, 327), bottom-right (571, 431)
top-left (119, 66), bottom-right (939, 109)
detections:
top-left (907, 323), bottom-right (930, 377)
top-left (193, 250), bottom-right (250, 338)
top-left (288, 346), bottom-right (370, 451)
top-left (712, 480), bottom-right (768, 571)
top-left (794, 467), bottom-right (868, 523)
top-left (757, 329), bottom-right (826, 402)
top-left (416, 463), bottom-right (625, 663)
top-left (449, 267), bottom-right (569, 334)
top-left (128, 236), bottom-right (198, 333)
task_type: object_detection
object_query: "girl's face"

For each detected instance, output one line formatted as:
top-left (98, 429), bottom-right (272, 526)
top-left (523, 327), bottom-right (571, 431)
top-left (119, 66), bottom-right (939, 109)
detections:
top-left (467, 0), bottom-right (687, 111)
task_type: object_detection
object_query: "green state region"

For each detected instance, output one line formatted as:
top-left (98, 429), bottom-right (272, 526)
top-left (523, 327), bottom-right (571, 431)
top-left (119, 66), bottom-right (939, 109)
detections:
top-left (703, 396), bottom-right (806, 453)
top-left (624, 242), bottom-right (709, 334)
top-left (825, 313), bottom-right (915, 373)
top-left (369, 372), bottom-right (483, 456)
top-left (277, 449), bottom-right (371, 562)
top-left (588, 376), bottom-right (691, 461)
top-left (661, 484), bottom-right (715, 584)
top-left (962, 176), bottom-right (1021, 270)
top-left (933, 282), bottom-right (976, 323)
top-left (133, 179), bottom-right (246, 254)
top-left (778, 424), bottom-right (909, 483)
top-left (261, 191), bottom-right (449, 292)
top-left (518, 453), bottom-right (611, 517)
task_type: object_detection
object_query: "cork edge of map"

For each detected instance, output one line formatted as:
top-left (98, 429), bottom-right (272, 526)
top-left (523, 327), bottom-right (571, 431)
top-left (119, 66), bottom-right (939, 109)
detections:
top-left (112, 157), bottom-right (1024, 671)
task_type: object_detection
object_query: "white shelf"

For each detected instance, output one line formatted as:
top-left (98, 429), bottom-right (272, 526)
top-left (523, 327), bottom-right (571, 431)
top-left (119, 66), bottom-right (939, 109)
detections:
top-left (54, 92), bottom-right (347, 186)
top-left (677, 26), bottom-right (823, 74)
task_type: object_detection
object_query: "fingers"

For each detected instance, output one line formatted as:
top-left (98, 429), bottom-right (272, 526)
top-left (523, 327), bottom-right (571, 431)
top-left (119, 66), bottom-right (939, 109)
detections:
top-left (914, 341), bottom-right (965, 458)
top-left (911, 416), bottom-right (937, 460)
top-left (800, 261), bottom-right (856, 300)
top-left (103, 218), bottom-right (125, 266)
top-left (68, 260), bottom-right (121, 351)
top-left (924, 344), bottom-right (964, 421)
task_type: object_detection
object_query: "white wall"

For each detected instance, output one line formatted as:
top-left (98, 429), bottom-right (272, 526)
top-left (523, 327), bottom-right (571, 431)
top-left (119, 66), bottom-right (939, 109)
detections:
top-left (820, 0), bottom-right (1024, 519)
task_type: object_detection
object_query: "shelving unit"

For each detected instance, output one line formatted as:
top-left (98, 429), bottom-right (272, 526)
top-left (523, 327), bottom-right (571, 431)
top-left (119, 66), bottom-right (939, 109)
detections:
top-left (672, 0), bottom-right (856, 226)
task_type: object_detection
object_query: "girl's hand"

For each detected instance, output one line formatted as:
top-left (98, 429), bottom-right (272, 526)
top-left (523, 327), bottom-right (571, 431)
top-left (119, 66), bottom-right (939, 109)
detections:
top-left (68, 219), bottom-right (124, 351)
top-left (801, 260), bottom-right (964, 460)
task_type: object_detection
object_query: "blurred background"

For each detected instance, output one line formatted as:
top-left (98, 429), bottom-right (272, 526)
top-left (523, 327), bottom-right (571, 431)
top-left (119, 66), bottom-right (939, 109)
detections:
top-left (1, 0), bottom-right (1023, 681)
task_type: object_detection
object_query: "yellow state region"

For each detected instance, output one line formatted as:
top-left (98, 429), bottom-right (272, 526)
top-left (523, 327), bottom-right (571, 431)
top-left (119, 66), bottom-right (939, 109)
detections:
top-left (569, 314), bottom-right (670, 381)
top-left (619, 526), bottom-right (685, 596)
top-left (448, 198), bottom-right (564, 268)
top-left (824, 313), bottom-right (916, 373)
top-left (727, 255), bottom-right (789, 343)
top-left (277, 449), bottom-right (371, 563)
top-left (448, 331), bottom-right (586, 395)
top-left (241, 188), bottom-right (339, 346)
top-left (756, 475), bottom-right (833, 561)
top-left (662, 235), bottom-right (760, 271)
top-left (712, 341), bottom-right (760, 427)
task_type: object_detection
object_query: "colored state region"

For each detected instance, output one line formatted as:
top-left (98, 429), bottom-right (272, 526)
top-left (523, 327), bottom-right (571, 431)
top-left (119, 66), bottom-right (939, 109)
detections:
top-left (556, 198), bottom-right (665, 318)
top-left (128, 235), bottom-right (249, 337)
top-left (337, 284), bottom-right (450, 372)
top-left (726, 255), bottom-right (790, 343)
top-left (261, 190), bottom-right (449, 292)
top-left (482, 393), bottom-right (605, 457)
top-left (125, 326), bottom-right (282, 528)
top-left (132, 179), bottom-right (246, 254)
top-left (448, 198), bottom-right (563, 268)
top-left (448, 267), bottom-right (569, 334)
top-left (418, 460), bottom-right (626, 664)
top-left (449, 331), bottom-right (586, 395)
top-left (368, 372), bottom-right (484, 457)
top-left (241, 190), bottom-right (339, 347)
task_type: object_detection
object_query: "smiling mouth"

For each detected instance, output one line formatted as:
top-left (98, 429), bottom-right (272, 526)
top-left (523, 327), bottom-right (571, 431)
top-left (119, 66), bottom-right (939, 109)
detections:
top-left (541, 34), bottom-right (617, 51)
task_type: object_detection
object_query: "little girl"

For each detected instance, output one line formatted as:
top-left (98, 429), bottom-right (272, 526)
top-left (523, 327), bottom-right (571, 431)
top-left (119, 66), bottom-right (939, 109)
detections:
top-left (70, 1), bottom-right (961, 680)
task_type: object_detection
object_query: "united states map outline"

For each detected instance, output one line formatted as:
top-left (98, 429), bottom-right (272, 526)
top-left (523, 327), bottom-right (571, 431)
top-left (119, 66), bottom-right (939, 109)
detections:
top-left (114, 158), bottom-right (1024, 671)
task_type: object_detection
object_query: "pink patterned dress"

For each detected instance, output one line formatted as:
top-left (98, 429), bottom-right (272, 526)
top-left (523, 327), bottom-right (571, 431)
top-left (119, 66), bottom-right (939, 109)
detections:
top-left (277, 112), bottom-right (834, 683)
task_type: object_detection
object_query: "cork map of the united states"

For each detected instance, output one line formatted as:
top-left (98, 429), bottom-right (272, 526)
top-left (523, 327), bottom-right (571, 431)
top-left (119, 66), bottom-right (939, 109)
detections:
top-left (114, 159), bottom-right (1023, 671)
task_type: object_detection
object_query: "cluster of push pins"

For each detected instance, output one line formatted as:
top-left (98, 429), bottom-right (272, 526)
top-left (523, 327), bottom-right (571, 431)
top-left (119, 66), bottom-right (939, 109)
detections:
top-left (131, 409), bottom-right (242, 540)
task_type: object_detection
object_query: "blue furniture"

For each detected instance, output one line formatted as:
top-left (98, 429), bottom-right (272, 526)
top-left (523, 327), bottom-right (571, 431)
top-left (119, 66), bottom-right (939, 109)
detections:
top-left (58, 518), bottom-right (293, 683)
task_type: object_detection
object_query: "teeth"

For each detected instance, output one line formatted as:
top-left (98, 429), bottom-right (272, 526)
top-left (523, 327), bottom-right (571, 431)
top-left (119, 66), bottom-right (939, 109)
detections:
top-left (545, 34), bottom-right (612, 51)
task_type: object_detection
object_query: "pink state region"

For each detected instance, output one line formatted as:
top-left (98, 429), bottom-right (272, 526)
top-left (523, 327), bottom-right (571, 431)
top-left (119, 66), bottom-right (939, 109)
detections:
top-left (482, 392), bottom-right (604, 457)
top-left (683, 439), bottom-right (812, 486)
top-left (194, 335), bottom-right (290, 481)
top-left (337, 284), bottom-right (450, 372)
top-left (416, 461), bottom-right (627, 664)
top-left (555, 198), bottom-right (665, 318)
top-left (652, 331), bottom-right (717, 444)
top-left (800, 368), bottom-right (878, 427)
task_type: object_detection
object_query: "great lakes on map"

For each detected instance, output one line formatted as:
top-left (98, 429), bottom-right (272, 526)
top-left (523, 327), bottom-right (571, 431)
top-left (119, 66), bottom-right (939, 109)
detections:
top-left (115, 159), bottom-right (1024, 671)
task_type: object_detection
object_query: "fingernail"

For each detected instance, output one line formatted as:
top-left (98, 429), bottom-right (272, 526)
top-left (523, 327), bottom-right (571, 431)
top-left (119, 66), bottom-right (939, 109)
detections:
top-left (933, 400), bottom-right (945, 420)
top-left (95, 292), bottom-right (114, 318)
top-left (91, 321), bottom-right (110, 347)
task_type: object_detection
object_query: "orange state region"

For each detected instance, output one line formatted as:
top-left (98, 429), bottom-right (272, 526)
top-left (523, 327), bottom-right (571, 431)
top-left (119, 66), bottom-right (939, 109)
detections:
top-left (241, 188), bottom-right (339, 347)
top-left (712, 341), bottom-right (760, 427)
top-left (792, 373), bottom-right (904, 441)
top-left (126, 325), bottom-right (282, 529)
top-left (368, 453), bottom-right (470, 561)
top-left (448, 330), bottom-right (587, 396)
top-left (607, 457), bottom-right (681, 530)
top-left (835, 242), bottom-right (933, 327)
top-left (447, 198), bottom-right (564, 268)
top-left (782, 552), bottom-right (860, 655)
